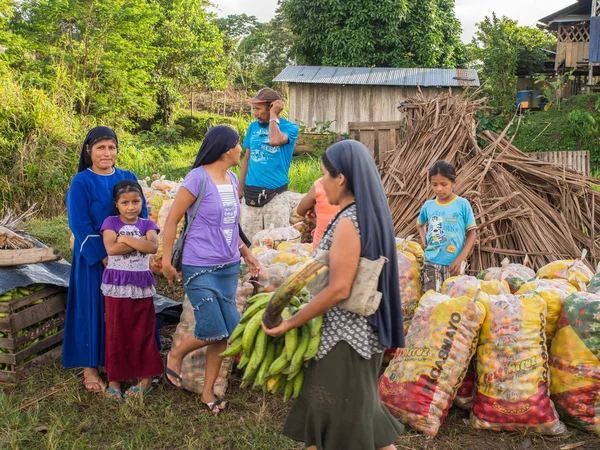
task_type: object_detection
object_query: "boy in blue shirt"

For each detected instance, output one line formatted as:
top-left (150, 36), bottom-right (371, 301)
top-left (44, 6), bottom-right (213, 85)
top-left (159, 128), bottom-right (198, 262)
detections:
top-left (239, 88), bottom-right (299, 241)
top-left (417, 160), bottom-right (478, 292)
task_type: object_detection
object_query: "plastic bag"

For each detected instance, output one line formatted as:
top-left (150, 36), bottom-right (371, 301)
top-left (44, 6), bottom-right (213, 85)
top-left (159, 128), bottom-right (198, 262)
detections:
top-left (395, 237), bottom-right (424, 265)
top-left (397, 250), bottom-right (422, 335)
top-left (442, 275), bottom-right (510, 298)
top-left (170, 291), bottom-right (247, 396)
top-left (251, 225), bottom-right (301, 249)
top-left (549, 291), bottom-right (600, 433)
top-left (537, 252), bottom-right (593, 290)
top-left (470, 293), bottom-right (566, 435)
top-left (379, 291), bottom-right (485, 437)
top-left (477, 258), bottom-right (535, 294)
top-left (516, 279), bottom-right (577, 346)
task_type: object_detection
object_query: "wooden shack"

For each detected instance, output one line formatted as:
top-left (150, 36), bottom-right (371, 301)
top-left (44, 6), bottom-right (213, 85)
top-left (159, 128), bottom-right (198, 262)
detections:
top-left (273, 66), bottom-right (480, 134)
top-left (539, 0), bottom-right (600, 89)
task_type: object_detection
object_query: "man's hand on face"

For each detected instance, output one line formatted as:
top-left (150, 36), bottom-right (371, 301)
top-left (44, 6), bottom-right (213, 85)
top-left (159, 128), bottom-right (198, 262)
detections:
top-left (270, 99), bottom-right (284, 118)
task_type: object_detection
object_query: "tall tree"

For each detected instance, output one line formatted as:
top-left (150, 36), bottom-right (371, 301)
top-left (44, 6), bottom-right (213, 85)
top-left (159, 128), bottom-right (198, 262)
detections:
top-left (280, 0), bottom-right (465, 68)
top-left (470, 14), bottom-right (555, 111)
top-left (9, 0), bottom-right (160, 122)
top-left (153, 0), bottom-right (226, 124)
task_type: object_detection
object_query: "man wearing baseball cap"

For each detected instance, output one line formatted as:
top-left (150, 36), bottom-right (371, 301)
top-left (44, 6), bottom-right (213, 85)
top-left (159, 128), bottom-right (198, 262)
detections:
top-left (239, 87), bottom-right (299, 241)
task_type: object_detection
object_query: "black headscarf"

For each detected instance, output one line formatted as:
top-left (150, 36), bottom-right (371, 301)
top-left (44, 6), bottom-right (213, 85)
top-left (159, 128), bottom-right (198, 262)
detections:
top-left (324, 140), bottom-right (405, 349)
top-left (78, 126), bottom-right (119, 173)
top-left (111, 179), bottom-right (144, 216)
top-left (192, 125), bottom-right (239, 169)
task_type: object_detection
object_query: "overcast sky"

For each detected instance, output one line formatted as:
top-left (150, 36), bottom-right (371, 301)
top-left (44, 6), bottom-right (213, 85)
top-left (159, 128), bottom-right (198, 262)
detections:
top-left (210, 0), bottom-right (576, 43)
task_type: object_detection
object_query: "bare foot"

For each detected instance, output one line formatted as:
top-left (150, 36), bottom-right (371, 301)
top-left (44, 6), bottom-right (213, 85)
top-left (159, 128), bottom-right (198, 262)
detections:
top-left (83, 367), bottom-right (106, 392)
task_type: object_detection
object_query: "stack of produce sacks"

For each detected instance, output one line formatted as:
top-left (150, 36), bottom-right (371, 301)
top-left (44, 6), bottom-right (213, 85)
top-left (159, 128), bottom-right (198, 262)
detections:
top-left (549, 291), bottom-right (600, 434)
top-left (477, 257), bottom-right (535, 294)
top-left (379, 291), bottom-right (485, 437)
top-left (536, 251), bottom-right (594, 290)
top-left (394, 237), bottom-right (424, 335)
top-left (470, 293), bottom-right (566, 435)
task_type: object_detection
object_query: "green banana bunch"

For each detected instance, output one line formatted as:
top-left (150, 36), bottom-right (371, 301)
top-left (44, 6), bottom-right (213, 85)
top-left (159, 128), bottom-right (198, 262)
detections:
top-left (219, 290), bottom-right (321, 400)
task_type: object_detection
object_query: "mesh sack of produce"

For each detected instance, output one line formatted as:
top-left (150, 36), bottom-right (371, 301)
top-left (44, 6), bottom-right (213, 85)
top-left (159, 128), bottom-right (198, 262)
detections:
top-left (454, 360), bottom-right (477, 409)
top-left (379, 291), bottom-right (485, 437)
top-left (170, 293), bottom-right (246, 396)
top-left (537, 254), bottom-right (594, 290)
top-left (150, 177), bottom-right (179, 195)
top-left (470, 293), bottom-right (566, 434)
top-left (275, 242), bottom-right (313, 256)
top-left (549, 291), bottom-right (600, 433)
top-left (477, 258), bottom-right (535, 294)
top-left (397, 250), bottom-right (422, 335)
top-left (516, 279), bottom-right (577, 346)
top-left (146, 193), bottom-right (166, 223)
top-left (395, 237), bottom-right (424, 265)
top-left (252, 225), bottom-right (301, 249)
top-left (442, 275), bottom-right (510, 298)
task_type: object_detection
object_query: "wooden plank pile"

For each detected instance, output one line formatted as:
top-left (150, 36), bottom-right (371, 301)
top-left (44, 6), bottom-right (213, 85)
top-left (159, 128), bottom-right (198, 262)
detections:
top-left (380, 91), bottom-right (600, 272)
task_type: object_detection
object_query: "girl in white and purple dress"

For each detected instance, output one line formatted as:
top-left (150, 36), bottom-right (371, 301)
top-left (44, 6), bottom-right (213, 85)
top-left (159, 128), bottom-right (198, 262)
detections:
top-left (100, 180), bottom-right (164, 401)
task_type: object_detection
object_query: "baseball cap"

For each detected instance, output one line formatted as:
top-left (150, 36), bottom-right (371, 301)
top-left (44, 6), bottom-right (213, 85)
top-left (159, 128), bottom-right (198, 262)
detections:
top-left (246, 87), bottom-right (281, 104)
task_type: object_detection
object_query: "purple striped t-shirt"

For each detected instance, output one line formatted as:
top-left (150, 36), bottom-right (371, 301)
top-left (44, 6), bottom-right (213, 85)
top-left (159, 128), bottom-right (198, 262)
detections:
top-left (180, 167), bottom-right (241, 267)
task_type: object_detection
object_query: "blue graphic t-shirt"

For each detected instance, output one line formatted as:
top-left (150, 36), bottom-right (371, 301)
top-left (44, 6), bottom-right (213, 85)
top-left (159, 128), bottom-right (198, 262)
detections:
top-left (243, 118), bottom-right (299, 190)
top-left (417, 196), bottom-right (477, 266)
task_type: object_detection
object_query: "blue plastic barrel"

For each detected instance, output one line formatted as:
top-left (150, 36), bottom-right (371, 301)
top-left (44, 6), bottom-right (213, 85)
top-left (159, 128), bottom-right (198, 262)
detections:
top-left (516, 90), bottom-right (532, 109)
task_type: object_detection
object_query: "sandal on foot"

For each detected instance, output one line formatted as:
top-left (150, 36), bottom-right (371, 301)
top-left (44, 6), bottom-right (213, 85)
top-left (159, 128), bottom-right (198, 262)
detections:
top-left (124, 385), bottom-right (154, 399)
top-left (202, 398), bottom-right (226, 416)
top-left (104, 388), bottom-right (123, 402)
top-left (163, 354), bottom-right (182, 389)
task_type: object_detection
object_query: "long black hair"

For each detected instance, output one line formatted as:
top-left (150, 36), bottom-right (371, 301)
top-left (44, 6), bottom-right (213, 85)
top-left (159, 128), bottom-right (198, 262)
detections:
top-left (112, 180), bottom-right (144, 217)
top-left (428, 160), bottom-right (456, 183)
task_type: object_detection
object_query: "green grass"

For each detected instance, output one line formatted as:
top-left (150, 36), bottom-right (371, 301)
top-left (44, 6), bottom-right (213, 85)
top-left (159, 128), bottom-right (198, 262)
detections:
top-left (24, 215), bottom-right (72, 262)
top-left (0, 362), bottom-right (595, 450)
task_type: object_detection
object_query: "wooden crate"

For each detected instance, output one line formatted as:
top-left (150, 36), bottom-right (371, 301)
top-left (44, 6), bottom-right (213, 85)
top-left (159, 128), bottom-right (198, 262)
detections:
top-left (0, 285), bottom-right (66, 383)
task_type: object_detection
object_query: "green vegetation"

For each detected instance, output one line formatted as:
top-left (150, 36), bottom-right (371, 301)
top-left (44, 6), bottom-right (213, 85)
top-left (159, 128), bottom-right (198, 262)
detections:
top-left (280, 0), bottom-right (466, 68)
top-left (469, 14), bottom-right (555, 111)
top-left (24, 215), bottom-right (72, 262)
top-left (0, 362), bottom-right (592, 450)
top-left (478, 94), bottom-right (600, 167)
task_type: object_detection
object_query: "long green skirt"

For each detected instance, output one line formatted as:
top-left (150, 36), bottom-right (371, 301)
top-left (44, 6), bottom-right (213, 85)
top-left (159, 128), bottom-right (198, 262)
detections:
top-left (283, 341), bottom-right (404, 450)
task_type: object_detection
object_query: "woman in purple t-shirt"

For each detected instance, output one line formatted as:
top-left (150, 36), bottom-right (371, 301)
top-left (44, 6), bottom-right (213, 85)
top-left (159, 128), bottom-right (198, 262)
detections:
top-left (162, 126), bottom-right (261, 415)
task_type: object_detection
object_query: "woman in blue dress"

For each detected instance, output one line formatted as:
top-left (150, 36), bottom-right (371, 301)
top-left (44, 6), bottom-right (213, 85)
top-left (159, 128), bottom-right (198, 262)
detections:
top-left (62, 126), bottom-right (147, 392)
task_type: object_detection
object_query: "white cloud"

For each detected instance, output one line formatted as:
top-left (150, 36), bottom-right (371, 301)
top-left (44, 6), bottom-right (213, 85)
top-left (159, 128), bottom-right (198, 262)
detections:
top-left (211, 0), bottom-right (577, 42)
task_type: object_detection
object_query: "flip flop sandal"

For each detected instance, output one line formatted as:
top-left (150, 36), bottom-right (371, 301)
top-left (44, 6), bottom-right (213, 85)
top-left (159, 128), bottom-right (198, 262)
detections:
top-left (123, 386), bottom-right (154, 399)
top-left (163, 354), bottom-right (183, 389)
top-left (104, 388), bottom-right (123, 402)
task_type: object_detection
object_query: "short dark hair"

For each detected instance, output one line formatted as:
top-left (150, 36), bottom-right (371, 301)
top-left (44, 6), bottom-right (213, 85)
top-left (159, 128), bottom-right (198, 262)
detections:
top-left (429, 160), bottom-right (456, 183)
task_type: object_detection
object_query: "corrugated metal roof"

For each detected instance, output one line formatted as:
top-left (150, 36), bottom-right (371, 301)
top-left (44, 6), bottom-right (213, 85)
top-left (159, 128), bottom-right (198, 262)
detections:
top-left (273, 66), bottom-right (480, 87)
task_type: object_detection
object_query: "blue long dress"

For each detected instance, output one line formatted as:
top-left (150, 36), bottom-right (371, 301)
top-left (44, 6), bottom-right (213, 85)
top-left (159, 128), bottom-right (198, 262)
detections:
top-left (62, 168), bottom-right (147, 368)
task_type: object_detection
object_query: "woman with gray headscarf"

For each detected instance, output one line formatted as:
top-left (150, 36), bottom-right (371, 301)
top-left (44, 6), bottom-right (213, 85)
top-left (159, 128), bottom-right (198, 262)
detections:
top-left (263, 140), bottom-right (405, 450)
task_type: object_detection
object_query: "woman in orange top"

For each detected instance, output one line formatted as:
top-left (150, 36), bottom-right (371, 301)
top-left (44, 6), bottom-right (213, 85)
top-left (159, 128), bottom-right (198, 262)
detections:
top-left (296, 177), bottom-right (340, 248)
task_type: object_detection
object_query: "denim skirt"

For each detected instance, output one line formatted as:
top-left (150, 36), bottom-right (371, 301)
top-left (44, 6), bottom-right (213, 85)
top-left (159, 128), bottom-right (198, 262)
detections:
top-left (182, 261), bottom-right (241, 341)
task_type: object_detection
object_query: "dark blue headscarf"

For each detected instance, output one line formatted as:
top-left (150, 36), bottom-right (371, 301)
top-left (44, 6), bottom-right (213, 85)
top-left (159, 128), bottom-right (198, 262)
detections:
top-left (78, 126), bottom-right (118, 173)
top-left (324, 140), bottom-right (405, 349)
top-left (192, 126), bottom-right (240, 169)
